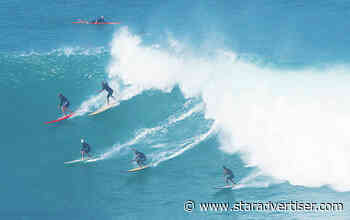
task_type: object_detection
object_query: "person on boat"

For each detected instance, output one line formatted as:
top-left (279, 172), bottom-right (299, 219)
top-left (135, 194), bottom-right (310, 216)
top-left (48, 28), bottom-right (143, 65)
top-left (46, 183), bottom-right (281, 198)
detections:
top-left (91, 16), bottom-right (106, 23)
top-left (97, 16), bottom-right (105, 23)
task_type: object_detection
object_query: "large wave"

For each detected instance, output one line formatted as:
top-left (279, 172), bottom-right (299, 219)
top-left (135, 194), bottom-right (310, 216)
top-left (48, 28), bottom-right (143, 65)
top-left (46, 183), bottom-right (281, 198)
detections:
top-left (106, 27), bottom-right (350, 191)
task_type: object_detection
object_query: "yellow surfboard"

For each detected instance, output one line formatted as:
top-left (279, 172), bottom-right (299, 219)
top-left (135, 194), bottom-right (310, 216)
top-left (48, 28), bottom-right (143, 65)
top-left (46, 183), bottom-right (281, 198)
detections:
top-left (127, 164), bottom-right (151, 172)
top-left (89, 102), bottom-right (118, 116)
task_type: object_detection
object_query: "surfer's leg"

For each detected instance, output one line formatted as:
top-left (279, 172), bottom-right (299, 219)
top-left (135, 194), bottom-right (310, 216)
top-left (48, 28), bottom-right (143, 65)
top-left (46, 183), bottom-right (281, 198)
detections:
top-left (65, 107), bottom-right (72, 115)
top-left (61, 106), bottom-right (66, 116)
top-left (111, 91), bottom-right (116, 100)
top-left (66, 102), bottom-right (72, 114)
top-left (86, 150), bottom-right (92, 158)
top-left (62, 102), bottom-right (70, 115)
top-left (230, 178), bottom-right (234, 185)
top-left (229, 175), bottom-right (235, 185)
top-left (107, 94), bottom-right (111, 104)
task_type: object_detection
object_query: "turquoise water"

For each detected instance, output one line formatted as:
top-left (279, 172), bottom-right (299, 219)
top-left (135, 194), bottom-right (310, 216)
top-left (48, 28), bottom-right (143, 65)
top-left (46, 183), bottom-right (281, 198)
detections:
top-left (2, 0), bottom-right (350, 219)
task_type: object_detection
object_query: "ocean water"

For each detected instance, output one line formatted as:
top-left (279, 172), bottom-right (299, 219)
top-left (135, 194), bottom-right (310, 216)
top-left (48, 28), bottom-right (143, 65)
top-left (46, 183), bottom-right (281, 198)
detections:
top-left (2, 0), bottom-right (350, 219)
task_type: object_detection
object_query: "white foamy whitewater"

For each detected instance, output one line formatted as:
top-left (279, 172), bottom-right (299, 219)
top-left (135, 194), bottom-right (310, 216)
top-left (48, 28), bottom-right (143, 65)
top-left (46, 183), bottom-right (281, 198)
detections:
top-left (107, 26), bottom-right (350, 192)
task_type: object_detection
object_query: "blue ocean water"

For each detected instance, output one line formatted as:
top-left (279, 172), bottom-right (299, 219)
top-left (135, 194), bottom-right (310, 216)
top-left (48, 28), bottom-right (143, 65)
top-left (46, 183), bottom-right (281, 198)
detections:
top-left (2, 0), bottom-right (350, 219)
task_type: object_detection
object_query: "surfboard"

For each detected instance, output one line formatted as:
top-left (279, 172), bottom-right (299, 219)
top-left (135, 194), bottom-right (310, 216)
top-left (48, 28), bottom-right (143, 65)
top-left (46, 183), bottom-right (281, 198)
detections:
top-left (84, 157), bottom-right (101, 163)
top-left (45, 113), bottom-right (74, 124)
top-left (88, 102), bottom-right (118, 116)
top-left (64, 157), bottom-right (98, 164)
top-left (72, 20), bottom-right (120, 24)
top-left (127, 164), bottom-right (151, 172)
top-left (64, 159), bottom-right (85, 164)
top-left (213, 185), bottom-right (235, 189)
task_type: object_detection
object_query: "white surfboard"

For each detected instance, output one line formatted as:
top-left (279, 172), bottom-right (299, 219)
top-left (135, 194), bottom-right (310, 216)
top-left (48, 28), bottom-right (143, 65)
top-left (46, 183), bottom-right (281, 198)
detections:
top-left (127, 164), bottom-right (151, 172)
top-left (230, 184), bottom-right (243, 189)
top-left (213, 185), bottom-right (235, 189)
top-left (64, 159), bottom-right (85, 164)
top-left (88, 102), bottom-right (118, 116)
top-left (64, 157), bottom-right (98, 164)
top-left (84, 157), bottom-right (102, 163)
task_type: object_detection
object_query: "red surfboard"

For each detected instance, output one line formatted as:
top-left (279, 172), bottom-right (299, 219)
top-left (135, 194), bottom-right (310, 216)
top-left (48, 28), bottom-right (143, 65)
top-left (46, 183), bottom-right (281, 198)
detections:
top-left (45, 113), bottom-right (74, 124)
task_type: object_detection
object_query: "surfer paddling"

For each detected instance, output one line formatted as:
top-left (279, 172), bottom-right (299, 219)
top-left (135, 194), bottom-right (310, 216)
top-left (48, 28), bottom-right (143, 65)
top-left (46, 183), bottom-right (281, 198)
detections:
top-left (81, 139), bottom-right (92, 160)
top-left (99, 81), bottom-right (116, 105)
top-left (223, 166), bottom-right (235, 186)
top-left (131, 148), bottom-right (147, 168)
top-left (58, 93), bottom-right (72, 116)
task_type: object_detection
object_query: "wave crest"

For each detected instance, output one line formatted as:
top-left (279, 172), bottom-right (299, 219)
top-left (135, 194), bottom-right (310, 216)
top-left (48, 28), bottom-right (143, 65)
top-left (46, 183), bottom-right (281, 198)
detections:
top-left (107, 27), bottom-right (350, 191)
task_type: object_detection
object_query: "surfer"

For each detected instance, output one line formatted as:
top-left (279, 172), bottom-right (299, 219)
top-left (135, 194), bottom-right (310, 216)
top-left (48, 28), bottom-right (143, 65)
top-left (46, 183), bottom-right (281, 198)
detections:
top-left (223, 166), bottom-right (235, 186)
top-left (81, 139), bottom-right (91, 160)
top-left (58, 93), bottom-right (71, 116)
top-left (131, 148), bottom-right (147, 167)
top-left (99, 81), bottom-right (115, 105)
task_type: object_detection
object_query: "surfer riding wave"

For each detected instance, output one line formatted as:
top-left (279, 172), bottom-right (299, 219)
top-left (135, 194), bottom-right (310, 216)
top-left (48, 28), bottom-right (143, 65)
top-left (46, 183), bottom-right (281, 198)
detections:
top-left (99, 81), bottom-right (116, 105)
top-left (131, 148), bottom-right (147, 167)
top-left (58, 93), bottom-right (72, 116)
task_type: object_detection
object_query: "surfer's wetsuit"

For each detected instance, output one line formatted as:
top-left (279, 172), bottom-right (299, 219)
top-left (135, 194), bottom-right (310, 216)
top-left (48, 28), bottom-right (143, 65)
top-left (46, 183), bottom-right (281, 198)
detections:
top-left (81, 142), bottom-right (91, 154)
top-left (101, 82), bottom-right (114, 104)
top-left (223, 166), bottom-right (234, 185)
top-left (59, 95), bottom-right (70, 108)
top-left (135, 151), bottom-right (146, 166)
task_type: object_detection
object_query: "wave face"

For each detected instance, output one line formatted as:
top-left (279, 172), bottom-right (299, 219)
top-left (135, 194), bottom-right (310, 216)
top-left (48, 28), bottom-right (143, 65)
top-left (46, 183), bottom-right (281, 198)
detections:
top-left (107, 27), bottom-right (350, 192)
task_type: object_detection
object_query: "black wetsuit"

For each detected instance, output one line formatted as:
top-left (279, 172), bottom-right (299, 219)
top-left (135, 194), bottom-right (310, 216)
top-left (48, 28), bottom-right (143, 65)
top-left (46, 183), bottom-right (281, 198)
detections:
top-left (223, 167), bottom-right (234, 184)
top-left (81, 142), bottom-right (91, 153)
top-left (59, 95), bottom-right (70, 108)
top-left (135, 151), bottom-right (146, 166)
top-left (102, 82), bottom-right (114, 103)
